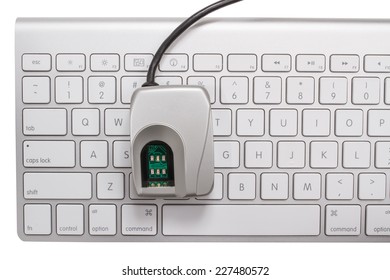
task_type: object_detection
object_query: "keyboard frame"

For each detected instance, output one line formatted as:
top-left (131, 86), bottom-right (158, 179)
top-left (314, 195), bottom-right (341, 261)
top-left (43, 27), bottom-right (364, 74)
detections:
top-left (16, 17), bottom-right (390, 242)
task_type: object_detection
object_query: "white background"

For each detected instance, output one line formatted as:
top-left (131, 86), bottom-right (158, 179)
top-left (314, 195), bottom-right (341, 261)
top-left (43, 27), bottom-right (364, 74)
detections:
top-left (1, 0), bottom-right (390, 279)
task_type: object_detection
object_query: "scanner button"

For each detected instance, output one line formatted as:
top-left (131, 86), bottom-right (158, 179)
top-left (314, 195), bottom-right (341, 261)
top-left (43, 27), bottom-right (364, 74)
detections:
top-left (159, 54), bottom-right (188, 72)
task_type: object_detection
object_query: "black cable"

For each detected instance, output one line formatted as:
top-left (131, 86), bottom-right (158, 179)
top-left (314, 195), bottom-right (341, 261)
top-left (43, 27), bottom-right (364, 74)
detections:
top-left (143, 0), bottom-right (243, 87)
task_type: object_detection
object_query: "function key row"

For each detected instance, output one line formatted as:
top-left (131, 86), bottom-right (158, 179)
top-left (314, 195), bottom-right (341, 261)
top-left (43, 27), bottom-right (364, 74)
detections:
top-left (22, 53), bottom-right (390, 73)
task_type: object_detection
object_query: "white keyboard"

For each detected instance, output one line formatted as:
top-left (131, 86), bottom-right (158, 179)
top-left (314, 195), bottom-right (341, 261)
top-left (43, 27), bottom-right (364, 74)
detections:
top-left (16, 18), bottom-right (390, 242)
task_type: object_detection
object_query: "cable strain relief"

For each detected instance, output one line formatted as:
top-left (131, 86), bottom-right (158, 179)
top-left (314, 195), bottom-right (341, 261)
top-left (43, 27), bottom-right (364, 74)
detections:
top-left (142, 81), bottom-right (159, 87)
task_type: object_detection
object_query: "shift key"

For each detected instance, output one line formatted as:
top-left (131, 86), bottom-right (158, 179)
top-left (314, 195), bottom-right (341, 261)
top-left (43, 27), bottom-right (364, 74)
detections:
top-left (24, 141), bottom-right (75, 167)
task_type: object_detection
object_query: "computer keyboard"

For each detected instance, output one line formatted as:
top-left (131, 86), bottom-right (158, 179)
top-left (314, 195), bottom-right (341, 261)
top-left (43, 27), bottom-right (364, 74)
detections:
top-left (15, 18), bottom-right (390, 242)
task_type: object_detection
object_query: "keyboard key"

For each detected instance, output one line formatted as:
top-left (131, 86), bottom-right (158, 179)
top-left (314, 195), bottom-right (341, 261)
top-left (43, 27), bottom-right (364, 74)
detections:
top-left (187, 76), bottom-right (216, 103)
top-left (310, 141), bottom-right (338, 168)
top-left (24, 204), bottom-right (51, 235)
top-left (319, 77), bottom-right (348, 104)
top-left (364, 55), bottom-right (390, 73)
top-left (358, 173), bottom-right (386, 200)
top-left (89, 205), bottom-right (117, 235)
top-left (330, 55), bottom-right (360, 72)
top-left (55, 76), bottom-right (83, 104)
top-left (261, 173), bottom-right (288, 200)
top-left (159, 54), bottom-right (188, 72)
top-left (245, 141), bottom-right (273, 168)
top-left (326, 173), bottom-right (354, 200)
top-left (302, 109), bottom-right (331, 136)
top-left (343, 141), bottom-right (371, 168)
top-left (125, 54), bottom-right (153, 72)
top-left (228, 54), bottom-right (257, 72)
top-left (220, 77), bottom-right (248, 104)
top-left (163, 205), bottom-right (320, 236)
top-left (155, 76), bottom-right (182, 86)
top-left (56, 204), bottom-right (84, 235)
top-left (23, 141), bottom-right (75, 168)
top-left (90, 54), bottom-right (119, 72)
top-left (214, 141), bottom-right (240, 168)
top-left (88, 76), bottom-right (116, 104)
top-left (277, 141), bottom-right (305, 168)
top-left (122, 205), bottom-right (157, 235)
top-left (287, 77), bottom-right (315, 104)
top-left (212, 109), bottom-right (232, 136)
top-left (121, 76), bottom-right (145, 103)
top-left (368, 110), bottom-right (390, 136)
top-left (335, 109), bottom-right (363, 136)
top-left (326, 205), bottom-right (361, 236)
top-left (113, 141), bottom-right (131, 168)
top-left (386, 78), bottom-right (390, 104)
top-left (228, 173), bottom-right (256, 200)
top-left (293, 173), bottom-right (321, 200)
top-left (269, 109), bottom-right (298, 136)
top-left (352, 77), bottom-right (380, 104)
top-left (193, 54), bottom-right (223, 72)
top-left (105, 109), bottom-right (130, 136)
top-left (24, 173), bottom-right (91, 199)
top-left (80, 141), bottom-right (108, 167)
top-left (366, 205), bottom-right (390, 236)
top-left (22, 54), bottom-right (51, 71)
top-left (97, 173), bottom-right (125, 199)
top-left (22, 76), bottom-right (50, 103)
top-left (72, 109), bottom-right (100, 136)
top-left (262, 54), bottom-right (291, 72)
top-left (375, 142), bottom-right (390, 168)
top-left (296, 55), bottom-right (325, 72)
top-left (253, 77), bottom-right (282, 104)
top-left (56, 54), bottom-right (86, 72)
top-left (236, 109), bottom-right (264, 136)
top-left (197, 173), bottom-right (223, 200)
top-left (23, 108), bottom-right (67, 135)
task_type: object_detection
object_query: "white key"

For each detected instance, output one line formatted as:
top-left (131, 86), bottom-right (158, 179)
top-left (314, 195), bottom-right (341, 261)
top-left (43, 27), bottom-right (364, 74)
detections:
top-left (326, 205), bottom-right (361, 236)
top-left (56, 54), bottom-right (85, 71)
top-left (88, 76), bottom-right (116, 103)
top-left (23, 109), bottom-right (67, 135)
top-left (193, 54), bottom-right (223, 72)
top-left (56, 205), bottom-right (84, 235)
top-left (220, 77), bottom-right (248, 104)
top-left (121, 76), bottom-right (146, 103)
top-left (187, 76), bottom-right (216, 103)
top-left (23, 141), bottom-right (75, 168)
top-left (319, 77), bottom-right (348, 104)
top-left (261, 173), bottom-right (289, 200)
top-left (155, 76), bottom-right (182, 86)
top-left (358, 173), bottom-right (386, 200)
top-left (310, 141), bottom-right (338, 168)
top-left (113, 141), bottom-right (131, 168)
top-left (253, 77), bottom-right (282, 104)
top-left (368, 110), bottom-right (390, 136)
top-left (24, 204), bottom-right (51, 235)
top-left (80, 141), bottom-right (108, 167)
top-left (214, 141), bottom-right (239, 168)
top-left (293, 173), bottom-right (321, 200)
top-left (97, 173), bottom-right (125, 199)
top-left (330, 55), bottom-right (360, 72)
top-left (326, 173), bottom-right (354, 200)
top-left (159, 54), bottom-right (188, 72)
top-left (122, 205), bottom-right (157, 236)
top-left (386, 78), bottom-right (390, 104)
top-left (270, 109), bottom-right (298, 136)
top-left (163, 205), bottom-right (320, 236)
top-left (89, 205), bottom-right (116, 235)
top-left (343, 141), bottom-right (371, 168)
top-left (197, 173), bottom-right (223, 200)
top-left (105, 109), bottom-right (130, 136)
top-left (228, 173), bottom-right (256, 200)
top-left (366, 206), bottom-right (390, 236)
top-left (237, 109), bottom-right (264, 136)
top-left (335, 110), bottom-right (363, 136)
top-left (302, 109), bottom-right (331, 136)
top-left (228, 54), bottom-right (257, 72)
top-left (364, 55), bottom-right (390, 73)
top-left (375, 142), bottom-right (390, 168)
top-left (90, 54), bottom-right (119, 72)
top-left (212, 109), bottom-right (232, 136)
top-left (24, 173), bottom-right (91, 199)
top-left (22, 76), bottom-right (50, 103)
top-left (287, 77), bottom-right (315, 104)
top-left (125, 54), bottom-right (153, 72)
top-left (245, 141), bottom-right (273, 168)
top-left (277, 141), bottom-right (305, 168)
top-left (262, 54), bottom-right (291, 72)
top-left (22, 54), bottom-right (51, 71)
top-left (72, 109), bottom-right (100, 136)
top-left (296, 55), bottom-right (325, 72)
top-left (352, 77), bottom-right (380, 104)
top-left (55, 76), bottom-right (83, 103)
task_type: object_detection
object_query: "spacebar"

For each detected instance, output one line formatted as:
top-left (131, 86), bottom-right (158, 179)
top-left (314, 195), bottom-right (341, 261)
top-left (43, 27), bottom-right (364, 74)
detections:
top-left (163, 205), bottom-right (320, 236)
